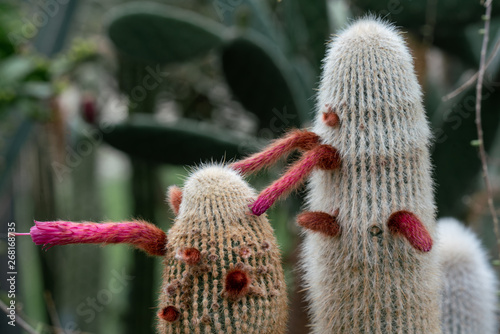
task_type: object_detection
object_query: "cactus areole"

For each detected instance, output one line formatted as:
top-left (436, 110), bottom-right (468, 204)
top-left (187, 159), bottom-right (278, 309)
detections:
top-left (231, 18), bottom-right (441, 333)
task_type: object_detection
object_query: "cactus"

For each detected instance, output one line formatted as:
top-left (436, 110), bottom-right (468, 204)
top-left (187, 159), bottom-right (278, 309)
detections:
top-left (301, 18), bottom-right (440, 333)
top-left (19, 165), bottom-right (287, 333)
top-left (221, 34), bottom-right (310, 132)
top-left (215, 0), bottom-right (281, 46)
top-left (106, 2), bottom-right (225, 64)
top-left (158, 165), bottom-right (287, 333)
top-left (282, 0), bottom-right (329, 72)
top-left (437, 218), bottom-right (498, 334)
top-left (349, 2), bottom-right (500, 220)
top-left (106, 1), bottom-right (322, 138)
top-left (101, 117), bottom-right (262, 165)
top-left (232, 18), bottom-right (441, 332)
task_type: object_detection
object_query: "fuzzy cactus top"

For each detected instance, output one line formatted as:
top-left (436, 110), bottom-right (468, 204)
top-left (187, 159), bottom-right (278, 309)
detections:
top-left (158, 165), bottom-right (287, 334)
top-left (300, 18), bottom-right (442, 333)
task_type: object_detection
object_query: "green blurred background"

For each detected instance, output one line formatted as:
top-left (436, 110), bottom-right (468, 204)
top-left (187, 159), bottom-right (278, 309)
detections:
top-left (1, 0), bottom-right (500, 333)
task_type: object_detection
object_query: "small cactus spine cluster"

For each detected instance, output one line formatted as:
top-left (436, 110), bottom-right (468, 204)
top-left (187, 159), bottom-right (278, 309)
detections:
top-left (438, 218), bottom-right (498, 334)
top-left (300, 18), bottom-right (441, 333)
top-left (157, 165), bottom-right (287, 334)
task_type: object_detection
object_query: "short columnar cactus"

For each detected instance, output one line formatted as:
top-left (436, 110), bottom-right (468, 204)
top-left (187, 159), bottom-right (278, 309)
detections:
top-left (20, 165), bottom-right (287, 333)
top-left (438, 218), bottom-right (498, 334)
top-left (157, 165), bottom-right (287, 333)
top-left (232, 18), bottom-right (441, 333)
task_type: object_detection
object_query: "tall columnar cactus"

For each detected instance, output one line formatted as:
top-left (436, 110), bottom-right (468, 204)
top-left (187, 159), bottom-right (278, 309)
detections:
top-left (19, 165), bottom-right (287, 333)
top-left (301, 18), bottom-right (441, 333)
top-left (158, 165), bottom-right (287, 333)
top-left (232, 18), bottom-right (441, 333)
top-left (438, 218), bottom-right (498, 334)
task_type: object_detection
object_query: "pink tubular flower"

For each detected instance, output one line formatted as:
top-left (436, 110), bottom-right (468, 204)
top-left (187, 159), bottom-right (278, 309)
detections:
top-left (28, 220), bottom-right (167, 256)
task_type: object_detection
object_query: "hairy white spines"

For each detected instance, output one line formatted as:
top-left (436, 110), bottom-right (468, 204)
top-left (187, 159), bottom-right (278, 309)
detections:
top-left (438, 218), bottom-right (498, 334)
top-left (315, 18), bottom-right (430, 153)
top-left (179, 165), bottom-right (255, 222)
top-left (302, 18), bottom-right (441, 333)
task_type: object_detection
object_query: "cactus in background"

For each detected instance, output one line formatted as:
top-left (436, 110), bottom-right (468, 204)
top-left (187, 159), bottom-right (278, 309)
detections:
top-left (101, 117), bottom-right (261, 165)
top-left (437, 218), bottom-right (498, 334)
top-left (233, 18), bottom-right (441, 332)
top-left (102, 0), bottom-right (327, 151)
top-left (19, 165), bottom-right (287, 334)
top-left (221, 34), bottom-right (309, 131)
top-left (106, 2), bottom-right (224, 65)
top-left (158, 165), bottom-right (287, 333)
